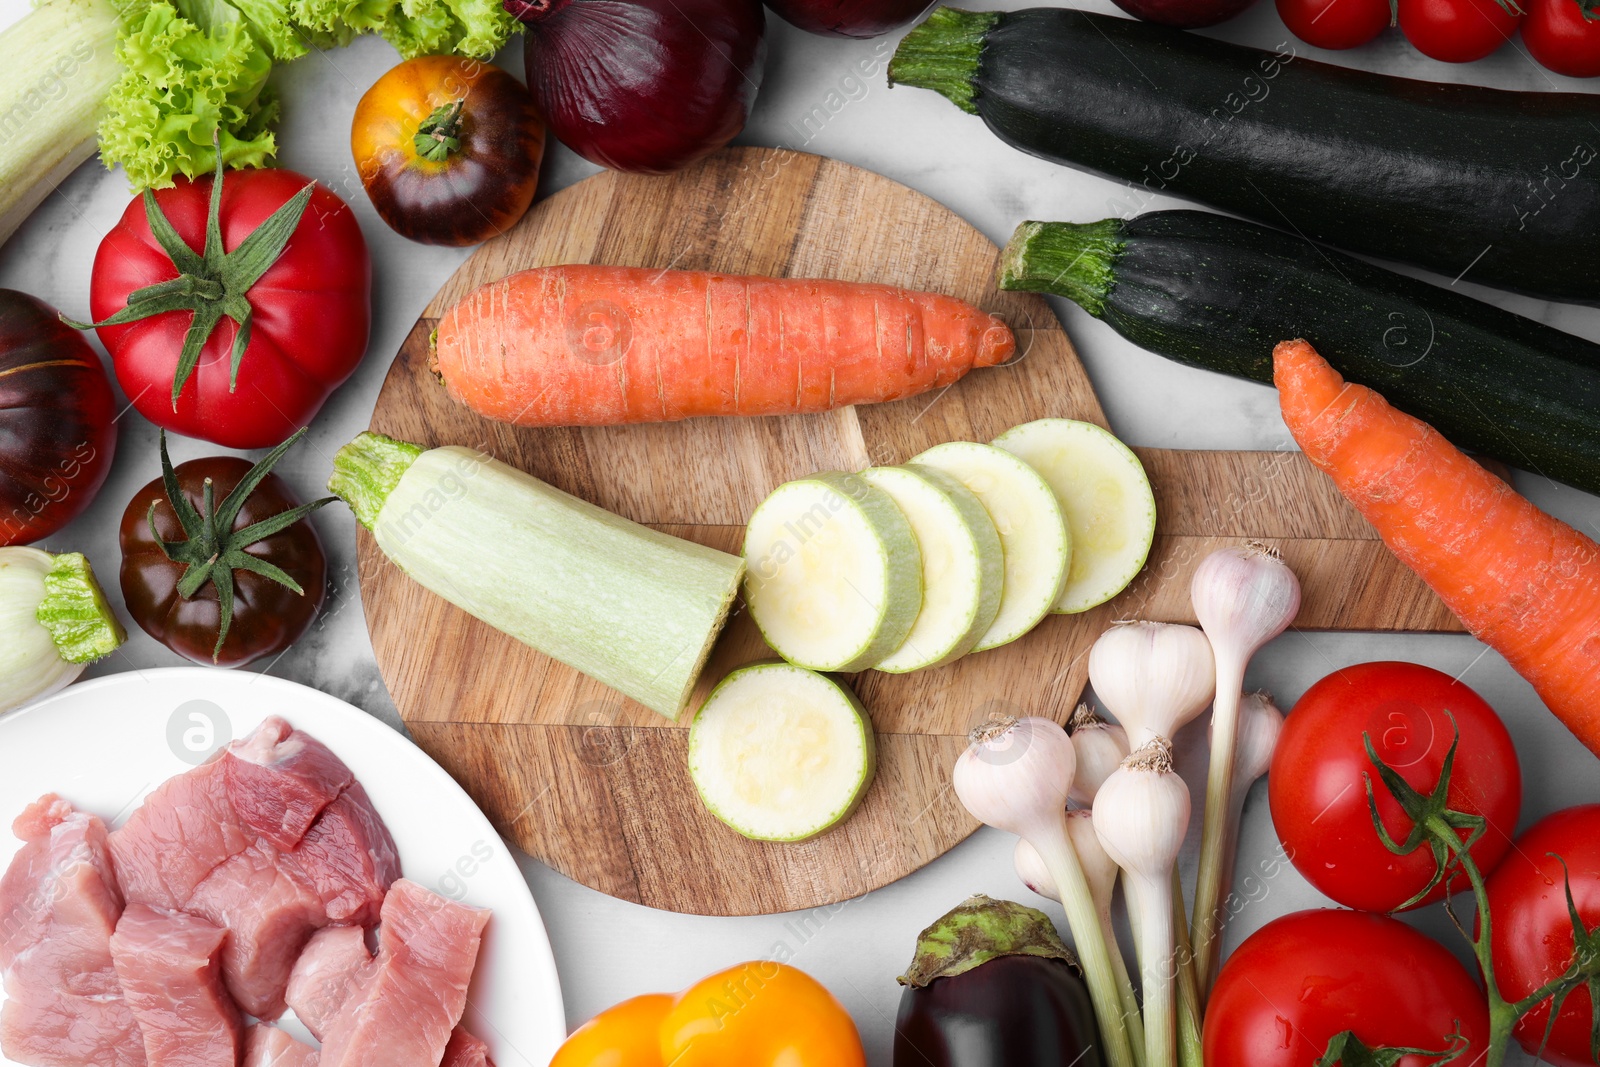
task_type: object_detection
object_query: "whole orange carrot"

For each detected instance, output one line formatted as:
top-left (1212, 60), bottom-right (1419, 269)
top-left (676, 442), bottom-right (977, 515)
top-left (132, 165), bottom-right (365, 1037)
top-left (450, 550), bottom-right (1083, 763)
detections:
top-left (1275, 338), bottom-right (1600, 755)
top-left (430, 265), bottom-right (1015, 426)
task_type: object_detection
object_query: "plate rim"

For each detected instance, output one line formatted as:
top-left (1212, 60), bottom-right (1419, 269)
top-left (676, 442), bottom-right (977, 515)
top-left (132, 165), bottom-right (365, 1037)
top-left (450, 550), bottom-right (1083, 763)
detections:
top-left (0, 666), bottom-right (567, 1065)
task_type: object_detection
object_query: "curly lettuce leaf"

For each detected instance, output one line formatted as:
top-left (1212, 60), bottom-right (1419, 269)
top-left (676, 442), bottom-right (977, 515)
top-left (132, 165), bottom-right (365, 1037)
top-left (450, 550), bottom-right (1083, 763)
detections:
top-left (97, 0), bottom-right (277, 188)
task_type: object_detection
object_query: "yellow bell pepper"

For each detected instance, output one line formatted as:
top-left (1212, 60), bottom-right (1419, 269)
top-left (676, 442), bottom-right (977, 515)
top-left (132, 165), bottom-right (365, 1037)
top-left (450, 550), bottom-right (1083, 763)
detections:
top-left (550, 962), bottom-right (866, 1067)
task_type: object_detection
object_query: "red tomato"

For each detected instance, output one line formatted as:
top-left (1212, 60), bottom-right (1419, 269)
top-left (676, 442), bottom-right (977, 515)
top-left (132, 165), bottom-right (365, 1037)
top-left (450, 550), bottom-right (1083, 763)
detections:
top-left (1525, 0), bottom-right (1600, 76)
top-left (89, 168), bottom-right (370, 449)
top-left (1277, 0), bottom-right (1392, 48)
top-left (1269, 661), bottom-right (1521, 912)
top-left (1399, 0), bottom-right (1522, 60)
top-left (1205, 910), bottom-right (1490, 1066)
top-left (1486, 805), bottom-right (1600, 1067)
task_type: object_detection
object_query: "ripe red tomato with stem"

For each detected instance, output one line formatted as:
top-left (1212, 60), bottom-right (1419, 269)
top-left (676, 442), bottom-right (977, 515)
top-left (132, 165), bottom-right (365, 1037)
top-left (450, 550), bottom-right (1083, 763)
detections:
top-left (1204, 909), bottom-right (1490, 1065)
top-left (1398, 0), bottom-right (1522, 61)
top-left (1277, 0), bottom-right (1392, 49)
top-left (1269, 661), bottom-right (1521, 913)
top-left (1524, 0), bottom-right (1600, 76)
top-left (81, 157), bottom-right (370, 449)
top-left (1485, 805), bottom-right (1600, 1067)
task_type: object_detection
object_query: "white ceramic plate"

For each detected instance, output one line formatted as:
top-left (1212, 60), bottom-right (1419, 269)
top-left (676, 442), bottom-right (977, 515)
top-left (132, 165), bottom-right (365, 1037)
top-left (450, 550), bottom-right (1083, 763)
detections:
top-left (0, 667), bottom-right (566, 1067)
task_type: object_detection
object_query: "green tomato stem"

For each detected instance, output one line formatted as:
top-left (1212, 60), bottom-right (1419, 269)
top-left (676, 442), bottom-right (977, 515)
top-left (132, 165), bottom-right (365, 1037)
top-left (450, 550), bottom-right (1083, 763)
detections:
top-left (414, 99), bottom-right (466, 163)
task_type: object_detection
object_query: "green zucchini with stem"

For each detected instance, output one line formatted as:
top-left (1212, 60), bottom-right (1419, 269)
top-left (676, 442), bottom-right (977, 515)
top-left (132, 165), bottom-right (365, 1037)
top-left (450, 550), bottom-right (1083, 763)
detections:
top-left (999, 210), bottom-right (1600, 497)
top-left (890, 6), bottom-right (1600, 306)
top-left (328, 432), bottom-right (744, 721)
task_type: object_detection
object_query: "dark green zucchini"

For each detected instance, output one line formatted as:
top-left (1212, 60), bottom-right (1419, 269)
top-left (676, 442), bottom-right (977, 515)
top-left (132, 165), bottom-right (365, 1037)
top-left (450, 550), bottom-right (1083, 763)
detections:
top-left (998, 209), bottom-right (1600, 495)
top-left (890, 7), bottom-right (1600, 306)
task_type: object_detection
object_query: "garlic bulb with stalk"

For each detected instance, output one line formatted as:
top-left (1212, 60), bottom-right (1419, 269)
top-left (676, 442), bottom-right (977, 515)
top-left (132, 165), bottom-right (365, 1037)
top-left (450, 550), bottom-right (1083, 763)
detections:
top-left (1188, 545), bottom-right (1300, 991)
top-left (1087, 622), bottom-right (1215, 746)
top-left (1095, 740), bottom-right (1191, 1067)
top-left (1069, 703), bottom-right (1130, 807)
top-left (954, 716), bottom-right (1141, 1067)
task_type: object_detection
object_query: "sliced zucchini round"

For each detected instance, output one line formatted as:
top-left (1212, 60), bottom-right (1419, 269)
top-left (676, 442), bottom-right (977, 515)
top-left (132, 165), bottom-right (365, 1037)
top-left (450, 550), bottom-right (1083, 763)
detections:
top-left (742, 471), bottom-right (922, 672)
top-left (688, 663), bottom-right (876, 842)
top-left (860, 465), bottom-right (1003, 673)
top-left (911, 441), bottom-right (1070, 652)
top-left (993, 418), bottom-right (1157, 613)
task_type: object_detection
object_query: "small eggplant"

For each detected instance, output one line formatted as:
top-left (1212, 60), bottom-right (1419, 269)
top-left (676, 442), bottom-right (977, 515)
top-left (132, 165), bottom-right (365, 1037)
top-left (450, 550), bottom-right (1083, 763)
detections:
top-left (894, 895), bottom-right (1104, 1067)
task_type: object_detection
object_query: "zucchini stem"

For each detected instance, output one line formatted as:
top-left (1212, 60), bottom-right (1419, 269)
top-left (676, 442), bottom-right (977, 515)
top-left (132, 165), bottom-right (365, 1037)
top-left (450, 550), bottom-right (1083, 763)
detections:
top-left (999, 219), bottom-right (1125, 318)
top-left (37, 553), bottom-right (124, 664)
top-left (887, 7), bottom-right (998, 115)
top-left (327, 431), bottom-right (424, 531)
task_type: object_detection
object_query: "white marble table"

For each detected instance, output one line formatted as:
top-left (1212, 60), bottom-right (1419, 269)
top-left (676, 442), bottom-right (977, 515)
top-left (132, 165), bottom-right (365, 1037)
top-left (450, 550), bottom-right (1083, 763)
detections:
top-left (2, 0), bottom-right (1598, 1060)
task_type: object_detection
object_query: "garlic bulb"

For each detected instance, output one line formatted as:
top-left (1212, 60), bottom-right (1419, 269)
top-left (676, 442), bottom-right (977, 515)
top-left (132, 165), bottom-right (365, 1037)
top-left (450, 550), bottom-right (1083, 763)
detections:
top-left (1088, 621), bottom-right (1215, 746)
top-left (1069, 703), bottom-right (1131, 807)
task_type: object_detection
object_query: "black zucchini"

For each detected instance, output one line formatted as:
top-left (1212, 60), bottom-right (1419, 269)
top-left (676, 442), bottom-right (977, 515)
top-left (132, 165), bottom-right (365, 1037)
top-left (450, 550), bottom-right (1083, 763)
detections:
top-left (890, 7), bottom-right (1600, 306)
top-left (998, 209), bottom-right (1600, 495)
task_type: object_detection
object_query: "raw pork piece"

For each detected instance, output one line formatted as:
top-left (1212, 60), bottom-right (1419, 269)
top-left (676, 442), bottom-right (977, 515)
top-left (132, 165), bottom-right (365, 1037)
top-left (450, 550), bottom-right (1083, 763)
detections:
top-left (186, 841), bottom-right (329, 1020)
top-left (317, 880), bottom-right (491, 1067)
top-left (110, 904), bottom-right (241, 1067)
top-left (241, 1026), bottom-right (319, 1067)
top-left (286, 783), bottom-right (399, 927)
top-left (108, 759), bottom-right (252, 911)
top-left (286, 924), bottom-right (493, 1060)
top-left (284, 926), bottom-right (371, 1040)
top-left (0, 795), bottom-right (144, 1067)
top-left (224, 717), bottom-right (353, 850)
top-left (441, 1028), bottom-right (495, 1067)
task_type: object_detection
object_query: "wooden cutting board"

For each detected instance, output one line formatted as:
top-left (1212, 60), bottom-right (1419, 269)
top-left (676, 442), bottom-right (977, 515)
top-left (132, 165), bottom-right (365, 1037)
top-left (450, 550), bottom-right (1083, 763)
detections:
top-left (359, 146), bottom-right (1462, 917)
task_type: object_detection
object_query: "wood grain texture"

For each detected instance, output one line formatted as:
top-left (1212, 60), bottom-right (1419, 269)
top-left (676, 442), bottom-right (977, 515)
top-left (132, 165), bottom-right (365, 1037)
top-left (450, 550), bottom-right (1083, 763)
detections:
top-left (359, 147), bottom-right (1464, 916)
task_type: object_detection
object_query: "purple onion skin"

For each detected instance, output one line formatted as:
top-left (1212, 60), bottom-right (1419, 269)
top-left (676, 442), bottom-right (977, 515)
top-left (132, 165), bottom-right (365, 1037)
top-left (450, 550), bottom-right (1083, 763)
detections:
top-left (764, 0), bottom-right (930, 37)
top-left (508, 0), bottom-right (766, 174)
top-left (1108, 0), bottom-right (1259, 27)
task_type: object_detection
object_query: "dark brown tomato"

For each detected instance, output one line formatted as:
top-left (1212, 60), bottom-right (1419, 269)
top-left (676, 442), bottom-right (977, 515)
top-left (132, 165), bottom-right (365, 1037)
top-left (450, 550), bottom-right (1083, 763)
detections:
top-left (119, 456), bottom-right (326, 667)
top-left (0, 290), bottom-right (118, 545)
top-left (352, 56), bottom-right (546, 246)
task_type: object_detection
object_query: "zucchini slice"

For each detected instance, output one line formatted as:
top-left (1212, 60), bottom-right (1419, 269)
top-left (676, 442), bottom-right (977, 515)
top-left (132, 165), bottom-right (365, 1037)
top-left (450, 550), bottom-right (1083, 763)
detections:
top-left (860, 465), bottom-right (1003, 673)
top-left (743, 472), bottom-right (922, 672)
top-left (993, 419), bottom-right (1156, 613)
top-left (688, 663), bottom-right (876, 842)
top-left (911, 441), bottom-right (1070, 651)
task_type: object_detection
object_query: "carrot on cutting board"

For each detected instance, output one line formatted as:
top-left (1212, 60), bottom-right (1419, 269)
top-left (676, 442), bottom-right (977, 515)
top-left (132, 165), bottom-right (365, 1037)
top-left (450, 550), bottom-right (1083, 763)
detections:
top-left (1275, 338), bottom-right (1600, 755)
top-left (429, 265), bottom-right (1016, 426)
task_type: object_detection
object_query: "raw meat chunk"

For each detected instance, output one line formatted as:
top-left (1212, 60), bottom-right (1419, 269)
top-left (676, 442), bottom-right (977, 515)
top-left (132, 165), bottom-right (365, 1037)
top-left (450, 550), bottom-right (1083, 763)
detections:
top-left (108, 760), bottom-right (251, 911)
top-left (0, 795), bottom-right (144, 1067)
top-left (284, 926), bottom-right (371, 1040)
top-left (110, 904), bottom-right (241, 1067)
top-left (317, 880), bottom-right (491, 1067)
top-left (286, 783), bottom-right (399, 927)
top-left (241, 1026), bottom-right (319, 1067)
top-left (186, 842), bottom-right (329, 1020)
top-left (224, 718), bottom-right (353, 851)
top-left (441, 1028), bottom-right (495, 1067)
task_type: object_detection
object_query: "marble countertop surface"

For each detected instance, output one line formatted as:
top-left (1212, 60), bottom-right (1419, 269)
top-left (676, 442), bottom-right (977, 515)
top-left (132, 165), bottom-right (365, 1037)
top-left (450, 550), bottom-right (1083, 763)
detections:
top-left (2, 0), bottom-right (1599, 1060)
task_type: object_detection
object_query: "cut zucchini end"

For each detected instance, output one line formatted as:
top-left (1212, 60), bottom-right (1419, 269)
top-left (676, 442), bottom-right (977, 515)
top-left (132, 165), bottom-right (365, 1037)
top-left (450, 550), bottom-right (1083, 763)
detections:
top-left (911, 441), bottom-right (1069, 652)
top-left (992, 419), bottom-right (1156, 615)
top-left (742, 472), bottom-right (921, 673)
top-left (861, 465), bottom-right (1003, 674)
top-left (688, 663), bottom-right (876, 843)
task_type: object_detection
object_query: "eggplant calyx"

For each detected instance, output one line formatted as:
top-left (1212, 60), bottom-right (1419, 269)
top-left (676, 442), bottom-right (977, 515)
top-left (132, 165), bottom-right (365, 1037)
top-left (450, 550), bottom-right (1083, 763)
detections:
top-left (898, 894), bottom-right (1078, 988)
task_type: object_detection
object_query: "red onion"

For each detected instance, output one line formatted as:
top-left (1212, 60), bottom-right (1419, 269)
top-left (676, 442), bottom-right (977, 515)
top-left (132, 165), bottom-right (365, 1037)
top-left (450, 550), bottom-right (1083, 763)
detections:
top-left (506, 0), bottom-right (766, 174)
top-left (764, 0), bottom-right (930, 37)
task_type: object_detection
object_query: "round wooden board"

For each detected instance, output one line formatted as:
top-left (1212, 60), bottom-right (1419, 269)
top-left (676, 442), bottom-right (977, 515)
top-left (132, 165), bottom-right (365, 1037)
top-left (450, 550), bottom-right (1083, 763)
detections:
top-left (359, 146), bottom-right (1461, 916)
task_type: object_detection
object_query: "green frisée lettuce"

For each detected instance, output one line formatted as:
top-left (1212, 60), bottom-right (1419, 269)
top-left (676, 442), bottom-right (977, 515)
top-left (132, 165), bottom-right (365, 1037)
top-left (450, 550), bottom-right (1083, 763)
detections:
top-left (328, 432), bottom-right (746, 721)
top-left (0, 548), bottom-right (126, 714)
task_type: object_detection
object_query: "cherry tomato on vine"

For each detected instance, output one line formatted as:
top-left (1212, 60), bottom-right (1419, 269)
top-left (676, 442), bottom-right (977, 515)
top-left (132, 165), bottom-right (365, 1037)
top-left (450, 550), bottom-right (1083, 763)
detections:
top-left (1269, 661), bottom-right (1521, 912)
top-left (352, 56), bottom-right (546, 247)
top-left (1398, 0), bottom-right (1522, 61)
top-left (1486, 805), bottom-right (1600, 1067)
top-left (1277, 0), bottom-right (1392, 49)
top-left (1524, 0), bottom-right (1600, 76)
top-left (1205, 909), bottom-right (1490, 1066)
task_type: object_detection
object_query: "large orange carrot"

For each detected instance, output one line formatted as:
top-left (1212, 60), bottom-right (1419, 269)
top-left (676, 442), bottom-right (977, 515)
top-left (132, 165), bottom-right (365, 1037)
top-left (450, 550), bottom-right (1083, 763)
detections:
top-left (430, 265), bottom-right (1015, 426)
top-left (1275, 338), bottom-right (1600, 755)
